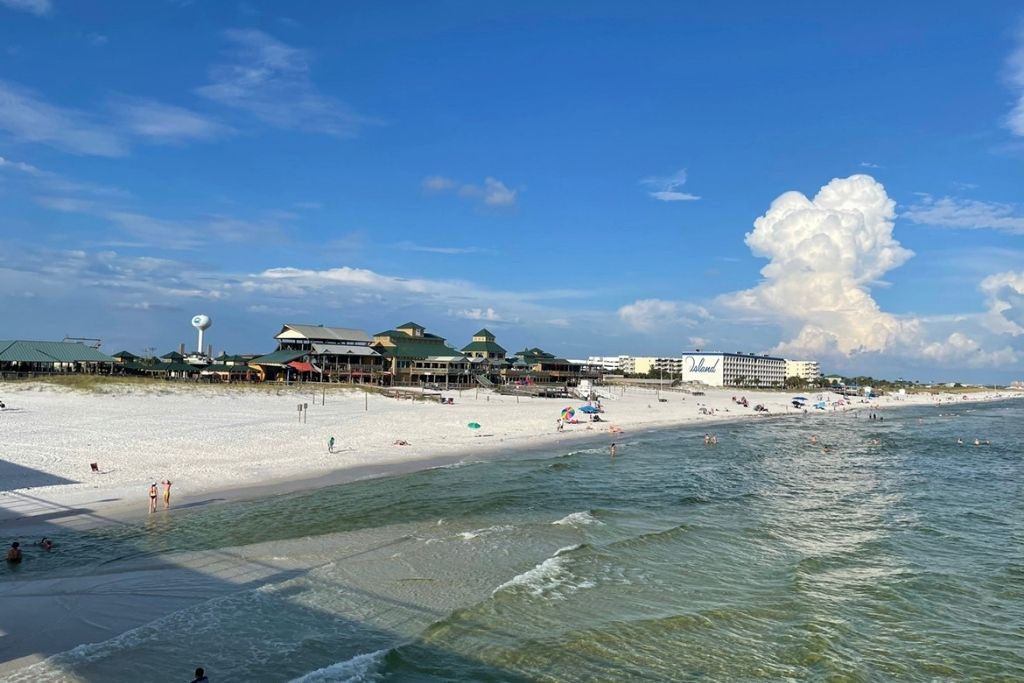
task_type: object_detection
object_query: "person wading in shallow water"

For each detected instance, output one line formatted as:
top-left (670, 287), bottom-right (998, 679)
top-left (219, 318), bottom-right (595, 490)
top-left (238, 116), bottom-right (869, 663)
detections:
top-left (162, 480), bottom-right (172, 509)
top-left (148, 483), bottom-right (158, 513)
top-left (6, 542), bottom-right (21, 564)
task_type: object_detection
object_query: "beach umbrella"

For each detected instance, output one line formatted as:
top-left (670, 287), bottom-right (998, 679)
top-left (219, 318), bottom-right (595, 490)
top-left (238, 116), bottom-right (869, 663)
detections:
top-left (561, 407), bottom-right (575, 421)
top-left (793, 396), bottom-right (808, 402)
top-left (467, 422), bottom-right (481, 429)
top-left (579, 405), bottom-right (599, 414)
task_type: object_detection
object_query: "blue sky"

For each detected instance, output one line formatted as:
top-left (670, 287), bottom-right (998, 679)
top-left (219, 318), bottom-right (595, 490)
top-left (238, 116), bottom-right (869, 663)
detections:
top-left (1, 1), bottom-right (1023, 382)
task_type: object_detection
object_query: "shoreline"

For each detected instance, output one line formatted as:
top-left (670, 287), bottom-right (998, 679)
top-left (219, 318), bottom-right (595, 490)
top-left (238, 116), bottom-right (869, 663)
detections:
top-left (1, 382), bottom-right (1017, 535)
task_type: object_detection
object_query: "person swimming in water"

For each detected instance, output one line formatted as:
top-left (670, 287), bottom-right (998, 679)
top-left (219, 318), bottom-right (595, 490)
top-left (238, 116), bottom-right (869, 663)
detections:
top-left (6, 542), bottom-right (21, 564)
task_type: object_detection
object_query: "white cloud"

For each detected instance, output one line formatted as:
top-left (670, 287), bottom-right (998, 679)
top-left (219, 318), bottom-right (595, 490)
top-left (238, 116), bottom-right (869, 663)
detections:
top-left (980, 271), bottom-right (1024, 335)
top-left (721, 174), bottom-right (918, 357)
top-left (87, 33), bottom-right (109, 46)
top-left (0, 80), bottom-right (127, 156)
top-left (1006, 26), bottom-right (1024, 136)
top-left (903, 195), bottom-right (1024, 235)
top-left (688, 336), bottom-right (709, 349)
top-left (859, 161), bottom-right (881, 169)
top-left (452, 307), bottom-right (504, 322)
top-left (617, 298), bottom-right (708, 333)
top-left (0, 0), bottom-right (51, 16)
top-left (423, 175), bottom-right (518, 207)
top-left (197, 28), bottom-right (374, 137)
top-left (396, 241), bottom-right (485, 255)
top-left (422, 175), bottom-right (457, 192)
top-left (920, 332), bottom-right (1018, 368)
top-left (640, 169), bottom-right (700, 202)
top-left (111, 97), bottom-right (228, 143)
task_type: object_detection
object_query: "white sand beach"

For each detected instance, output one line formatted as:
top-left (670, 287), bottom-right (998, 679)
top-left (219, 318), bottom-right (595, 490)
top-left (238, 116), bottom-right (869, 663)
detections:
top-left (0, 381), bottom-right (1016, 529)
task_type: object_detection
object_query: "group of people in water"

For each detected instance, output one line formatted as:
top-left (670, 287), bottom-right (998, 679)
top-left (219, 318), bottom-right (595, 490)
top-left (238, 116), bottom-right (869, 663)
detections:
top-left (703, 433), bottom-right (719, 445)
top-left (6, 537), bottom-right (53, 565)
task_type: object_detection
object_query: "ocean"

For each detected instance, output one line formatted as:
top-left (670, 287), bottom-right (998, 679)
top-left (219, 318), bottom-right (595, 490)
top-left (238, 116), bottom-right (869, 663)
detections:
top-left (2, 400), bottom-right (1022, 681)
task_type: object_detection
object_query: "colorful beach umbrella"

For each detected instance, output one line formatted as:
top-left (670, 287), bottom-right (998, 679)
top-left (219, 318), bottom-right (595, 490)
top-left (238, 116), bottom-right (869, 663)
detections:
top-left (561, 407), bottom-right (575, 421)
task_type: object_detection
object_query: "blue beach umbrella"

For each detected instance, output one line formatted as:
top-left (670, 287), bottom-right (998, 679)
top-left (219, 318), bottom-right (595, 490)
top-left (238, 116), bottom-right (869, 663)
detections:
top-left (579, 405), bottom-right (599, 414)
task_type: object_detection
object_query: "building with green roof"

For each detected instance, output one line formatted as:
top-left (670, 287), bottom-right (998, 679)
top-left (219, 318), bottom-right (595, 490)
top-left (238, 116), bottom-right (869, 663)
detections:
top-left (373, 323), bottom-right (469, 386)
top-left (0, 340), bottom-right (114, 375)
top-left (505, 347), bottom-right (584, 384)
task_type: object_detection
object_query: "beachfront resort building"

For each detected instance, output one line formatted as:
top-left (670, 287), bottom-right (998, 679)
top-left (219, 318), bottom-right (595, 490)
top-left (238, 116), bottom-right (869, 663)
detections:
top-left (461, 328), bottom-right (510, 379)
top-left (505, 347), bottom-right (584, 384)
top-left (264, 323), bottom-right (385, 383)
top-left (0, 340), bottom-right (113, 377)
top-left (373, 322), bottom-right (470, 386)
top-left (679, 351), bottom-right (787, 387)
top-left (785, 359), bottom-right (821, 382)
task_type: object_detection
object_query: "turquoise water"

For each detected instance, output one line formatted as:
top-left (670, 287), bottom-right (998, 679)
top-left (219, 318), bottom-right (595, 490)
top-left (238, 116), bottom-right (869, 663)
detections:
top-left (3, 401), bottom-right (1023, 681)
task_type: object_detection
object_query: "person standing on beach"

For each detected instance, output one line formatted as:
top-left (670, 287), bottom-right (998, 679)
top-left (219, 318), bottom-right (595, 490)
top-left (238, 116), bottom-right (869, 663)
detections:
top-left (162, 480), bottom-right (172, 509)
top-left (328, 436), bottom-right (335, 453)
top-left (148, 483), bottom-right (158, 513)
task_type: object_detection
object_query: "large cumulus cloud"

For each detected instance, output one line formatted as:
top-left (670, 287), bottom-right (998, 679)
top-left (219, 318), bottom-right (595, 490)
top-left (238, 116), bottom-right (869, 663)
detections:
top-left (723, 174), bottom-right (919, 357)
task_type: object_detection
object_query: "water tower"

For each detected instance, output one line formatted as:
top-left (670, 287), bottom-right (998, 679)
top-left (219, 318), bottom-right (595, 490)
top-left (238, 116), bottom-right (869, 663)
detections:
top-left (191, 314), bottom-right (212, 354)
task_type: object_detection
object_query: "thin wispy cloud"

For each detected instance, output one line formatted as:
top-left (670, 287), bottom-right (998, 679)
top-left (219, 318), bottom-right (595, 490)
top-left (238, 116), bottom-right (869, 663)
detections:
top-left (859, 161), bottom-right (881, 169)
top-left (197, 28), bottom-right (375, 137)
top-left (903, 195), bottom-right (1024, 235)
top-left (1005, 26), bottom-right (1024, 136)
top-left (0, 80), bottom-right (127, 156)
top-left (111, 97), bottom-right (229, 144)
top-left (640, 169), bottom-right (700, 202)
top-left (422, 175), bottom-right (518, 207)
top-left (0, 0), bottom-right (51, 16)
top-left (396, 241), bottom-right (487, 255)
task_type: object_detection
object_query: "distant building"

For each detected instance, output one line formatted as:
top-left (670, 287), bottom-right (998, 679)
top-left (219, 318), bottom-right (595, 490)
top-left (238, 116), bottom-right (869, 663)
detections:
top-left (584, 356), bottom-right (629, 372)
top-left (0, 340), bottom-right (113, 375)
top-left (461, 328), bottom-right (510, 379)
top-left (679, 351), bottom-right (786, 387)
top-left (270, 323), bottom-right (384, 383)
top-left (373, 322), bottom-right (469, 386)
top-left (785, 359), bottom-right (821, 382)
top-left (506, 347), bottom-right (584, 384)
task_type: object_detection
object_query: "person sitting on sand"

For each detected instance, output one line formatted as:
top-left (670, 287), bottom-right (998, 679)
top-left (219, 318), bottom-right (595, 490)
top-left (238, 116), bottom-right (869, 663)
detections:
top-left (6, 542), bottom-right (21, 564)
top-left (39, 537), bottom-right (52, 551)
top-left (393, 439), bottom-right (410, 446)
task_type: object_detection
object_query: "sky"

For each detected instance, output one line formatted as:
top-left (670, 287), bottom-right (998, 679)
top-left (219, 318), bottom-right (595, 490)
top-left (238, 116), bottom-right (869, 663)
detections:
top-left (1, 1), bottom-right (1023, 383)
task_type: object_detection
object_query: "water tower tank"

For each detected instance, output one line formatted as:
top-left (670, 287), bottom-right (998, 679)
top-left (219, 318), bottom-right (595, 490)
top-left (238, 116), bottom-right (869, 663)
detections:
top-left (191, 314), bottom-right (212, 354)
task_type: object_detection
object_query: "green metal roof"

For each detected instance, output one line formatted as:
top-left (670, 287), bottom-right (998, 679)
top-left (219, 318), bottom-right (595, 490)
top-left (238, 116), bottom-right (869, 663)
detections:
top-left (461, 340), bottom-right (506, 354)
top-left (112, 350), bottom-right (139, 359)
top-left (161, 351), bottom-right (184, 361)
top-left (0, 340), bottom-right (113, 363)
top-left (375, 339), bottom-right (465, 360)
top-left (473, 328), bottom-right (495, 339)
top-left (249, 349), bottom-right (307, 366)
top-left (396, 322), bottom-right (425, 330)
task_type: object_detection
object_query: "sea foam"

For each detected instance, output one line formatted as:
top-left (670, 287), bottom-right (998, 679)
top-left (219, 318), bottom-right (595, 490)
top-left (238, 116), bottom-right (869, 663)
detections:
top-left (287, 648), bottom-right (389, 683)
top-left (552, 510), bottom-right (604, 526)
top-left (491, 544), bottom-right (593, 599)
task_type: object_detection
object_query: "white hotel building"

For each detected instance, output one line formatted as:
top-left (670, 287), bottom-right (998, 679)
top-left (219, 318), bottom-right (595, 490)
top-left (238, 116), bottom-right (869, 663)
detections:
top-left (785, 359), bottom-right (821, 382)
top-left (680, 351), bottom-right (787, 387)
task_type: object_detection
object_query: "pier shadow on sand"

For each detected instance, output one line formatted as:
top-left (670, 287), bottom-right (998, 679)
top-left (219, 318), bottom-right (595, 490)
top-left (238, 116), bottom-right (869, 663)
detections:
top-left (0, 461), bottom-right (77, 493)
top-left (0, 464), bottom-right (548, 682)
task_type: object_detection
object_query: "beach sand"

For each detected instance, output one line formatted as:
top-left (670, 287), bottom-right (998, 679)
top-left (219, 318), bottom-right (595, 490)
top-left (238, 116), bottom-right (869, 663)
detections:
top-left (0, 381), bottom-right (1015, 530)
